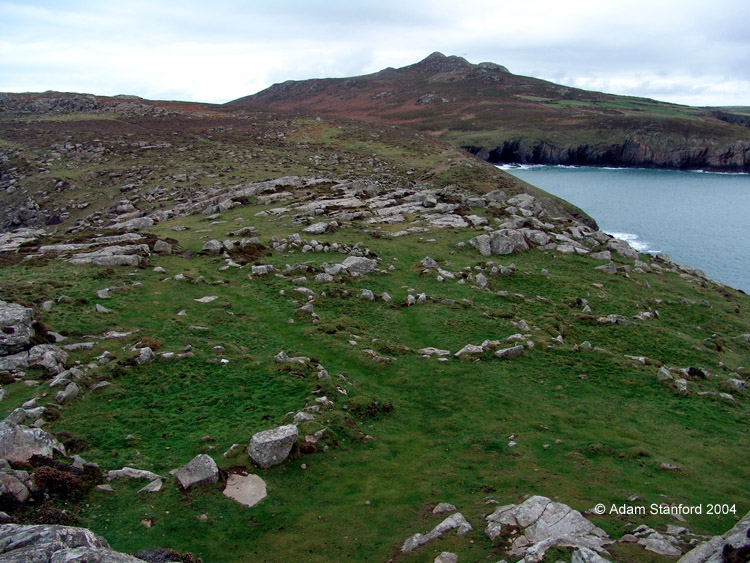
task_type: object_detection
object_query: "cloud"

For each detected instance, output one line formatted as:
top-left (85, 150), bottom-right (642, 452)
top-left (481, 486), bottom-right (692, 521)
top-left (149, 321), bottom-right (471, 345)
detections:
top-left (0, 0), bottom-right (748, 106)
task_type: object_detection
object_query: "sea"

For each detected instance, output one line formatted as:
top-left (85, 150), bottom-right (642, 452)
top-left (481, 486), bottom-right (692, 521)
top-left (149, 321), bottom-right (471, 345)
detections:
top-left (498, 165), bottom-right (750, 293)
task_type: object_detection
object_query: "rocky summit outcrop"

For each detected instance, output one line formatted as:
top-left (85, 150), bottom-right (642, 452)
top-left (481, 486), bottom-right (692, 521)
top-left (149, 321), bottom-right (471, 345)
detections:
top-left (0, 91), bottom-right (174, 118)
top-left (0, 523), bottom-right (145, 562)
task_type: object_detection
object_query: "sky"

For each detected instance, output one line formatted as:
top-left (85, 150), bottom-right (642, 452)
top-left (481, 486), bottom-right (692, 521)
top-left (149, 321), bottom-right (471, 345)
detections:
top-left (1, 0), bottom-right (749, 107)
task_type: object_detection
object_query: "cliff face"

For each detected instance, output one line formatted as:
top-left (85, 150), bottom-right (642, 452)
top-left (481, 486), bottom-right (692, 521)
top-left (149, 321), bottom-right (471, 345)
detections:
top-left (464, 139), bottom-right (750, 172)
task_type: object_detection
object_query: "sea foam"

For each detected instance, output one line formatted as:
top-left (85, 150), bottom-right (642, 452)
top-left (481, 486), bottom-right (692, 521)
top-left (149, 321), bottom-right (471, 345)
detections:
top-left (607, 231), bottom-right (658, 254)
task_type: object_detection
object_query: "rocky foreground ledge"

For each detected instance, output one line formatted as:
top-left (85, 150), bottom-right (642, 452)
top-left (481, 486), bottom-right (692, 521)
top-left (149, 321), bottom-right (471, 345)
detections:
top-left (0, 523), bottom-right (145, 562)
top-left (0, 507), bottom-right (747, 563)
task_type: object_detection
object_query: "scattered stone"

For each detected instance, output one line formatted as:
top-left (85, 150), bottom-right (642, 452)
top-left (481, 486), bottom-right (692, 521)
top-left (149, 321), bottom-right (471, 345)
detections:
top-left (55, 382), bottom-right (79, 404)
top-left (638, 531), bottom-right (682, 556)
top-left (136, 346), bottom-right (155, 365)
top-left (402, 512), bottom-right (473, 553)
top-left (107, 467), bottom-right (161, 481)
top-left (138, 478), bottom-right (163, 493)
top-left (454, 343), bottom-right (484, 358)
top-left (223, 473), bottom-right (267, 507)
top-left (418, 347), bottom-right (451, 357)
top-left (175, 454), bottom-right (219, 489)
top-left (571, 547), bottom-right (612, 563)
top-left (340, 256), bottom-right (378, 276)
top-left (434, 552), bottom-right (459, 563)
top-left (251, 264), bottom-right (275, 276)
top-left (274, 350), bottom-right (310, 364)
top-left (302, 221), bottom-right (330, 234)
top-left (484, 495), bottom-right (610, 561)
top-left (433, 502), bottom-right (457, 514)
top-left (194, 295), bottom-right (218, 303)
top-left (495, 345), bottom-right (524, 359)
top-left (486, 520), bottom-right (505, 541)
top-left (248, 424), bottom-right (298, 468)
top-left (202, 239), bottom-right (223, 253)
top-left (153, 239), bottom-right (172, 254)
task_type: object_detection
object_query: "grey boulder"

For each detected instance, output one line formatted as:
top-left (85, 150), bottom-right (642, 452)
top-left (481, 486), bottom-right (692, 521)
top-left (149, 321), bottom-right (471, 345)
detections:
top-left (175, 454), bottom-right (219, 489)
top-left (0, 422), bottom-right (66, 463)
top-left (0, 300), bottom-right (35, 356)
top-left (248, 424), bottom-right (298, 468)
top-left (340, 256), bottom-right (377, 276)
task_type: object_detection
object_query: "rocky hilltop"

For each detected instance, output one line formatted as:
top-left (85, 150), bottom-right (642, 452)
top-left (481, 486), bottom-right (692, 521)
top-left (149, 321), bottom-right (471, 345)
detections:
top-left (0, 92), bottom-right (748, 562)
top-left (231, 52), bottom-right (750, 172)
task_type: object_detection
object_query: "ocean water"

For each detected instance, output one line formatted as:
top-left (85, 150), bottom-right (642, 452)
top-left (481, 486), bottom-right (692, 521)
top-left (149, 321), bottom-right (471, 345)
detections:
top-left (499, 165), bottom-right (750, 293)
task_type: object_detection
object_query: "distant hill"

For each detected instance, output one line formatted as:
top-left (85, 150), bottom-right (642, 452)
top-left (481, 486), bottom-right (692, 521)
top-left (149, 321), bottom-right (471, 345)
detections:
top-left (229, 52), bottom-right (750, 172)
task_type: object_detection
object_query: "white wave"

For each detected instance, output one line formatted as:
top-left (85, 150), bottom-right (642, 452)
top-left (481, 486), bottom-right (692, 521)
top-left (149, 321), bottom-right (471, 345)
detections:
top-left (496, 163), bottom-right (537, 170)
top-left (692, 169), bottom-right (750, 176)
top-left (606, 231), bottom-right (657, 254)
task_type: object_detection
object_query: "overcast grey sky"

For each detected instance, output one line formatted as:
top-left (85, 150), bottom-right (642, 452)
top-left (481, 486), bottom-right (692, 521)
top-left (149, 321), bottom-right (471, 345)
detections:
top-left (1, 0), bottom-right (749, 107)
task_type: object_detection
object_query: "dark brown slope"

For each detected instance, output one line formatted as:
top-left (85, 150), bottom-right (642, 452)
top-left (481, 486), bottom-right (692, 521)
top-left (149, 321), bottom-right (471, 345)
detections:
top-left (2, 89), bottom-right (596, 233)
top-left (228, 52), bottom-right (750, 172)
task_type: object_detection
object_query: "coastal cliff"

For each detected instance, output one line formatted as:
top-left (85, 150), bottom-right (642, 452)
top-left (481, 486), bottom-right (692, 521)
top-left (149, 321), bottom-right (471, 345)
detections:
top-left (464, 138), bottom-right (750, 172)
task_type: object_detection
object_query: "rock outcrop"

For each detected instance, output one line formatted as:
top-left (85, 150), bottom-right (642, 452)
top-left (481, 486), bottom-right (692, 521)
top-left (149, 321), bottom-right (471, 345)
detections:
top-left (484, 495), bottom-right (611, 562)
top-left (0, 523), bottom-right (145, 562)
top-left (678, 510), bottom-right (750, 562)
top-left (0, 422), bottom-right (66, 463)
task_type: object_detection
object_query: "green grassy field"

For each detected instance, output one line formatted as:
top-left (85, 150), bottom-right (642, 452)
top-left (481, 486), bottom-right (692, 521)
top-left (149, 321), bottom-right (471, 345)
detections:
top-left (1, 196), bottom-right (747, 561)
top-left (0, 102), bottom-right (748, 561)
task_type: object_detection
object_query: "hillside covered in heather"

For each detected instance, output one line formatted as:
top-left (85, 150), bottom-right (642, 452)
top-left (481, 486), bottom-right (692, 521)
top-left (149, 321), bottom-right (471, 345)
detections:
top-left (230, 52), bottom-right (750, 173)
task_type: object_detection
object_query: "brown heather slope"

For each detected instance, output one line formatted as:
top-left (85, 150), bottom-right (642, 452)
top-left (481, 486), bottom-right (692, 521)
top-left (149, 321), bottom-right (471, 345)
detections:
top-left (228, 52), bottom-right (750, 172)
top-left (0, 90), bottom-right (594, 234)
